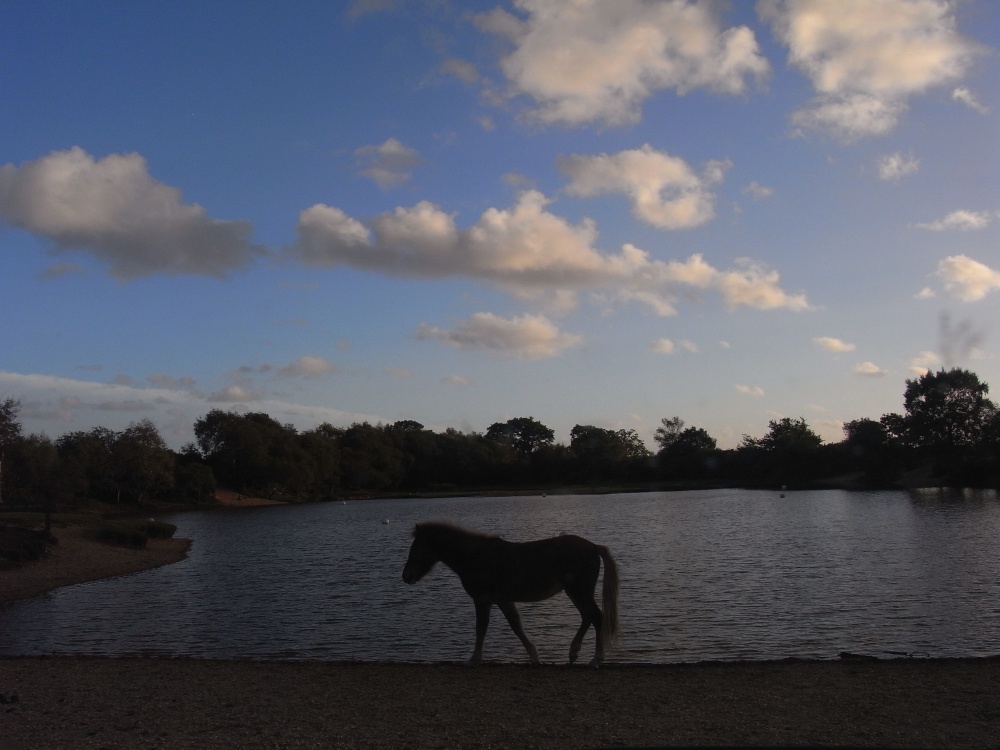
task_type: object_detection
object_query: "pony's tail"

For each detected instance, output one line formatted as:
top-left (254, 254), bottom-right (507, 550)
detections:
top-left (598, 546), bottom-right (619, 653)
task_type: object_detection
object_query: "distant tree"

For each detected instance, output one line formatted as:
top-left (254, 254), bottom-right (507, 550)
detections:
top-left (113, 419), bottom-right (175, 503)
top-left (56, 427), bottom-right (118, 504)
top-left (903, 368), bottom-right (996, 448)
top-left (486, 417), bottom-right (554, 455)
top-left (738, 417), bottom-right (822, 487)
top-left (844, 417), bottom-right (888, 449)
top-left (570, 425), bottom-right (651, 481)
top-left (653, 417), bottom-right (685, 452)
top-left (758, 417), bottom-right (823, 451)
top-left (0, 397), bottom-right (23, 504)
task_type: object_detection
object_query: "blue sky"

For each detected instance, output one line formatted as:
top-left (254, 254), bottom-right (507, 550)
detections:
top-left (1, 0), bottom-right (998, 451)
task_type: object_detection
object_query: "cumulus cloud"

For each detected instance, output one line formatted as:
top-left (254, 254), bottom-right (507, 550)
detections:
top-left (952, 86), bottom-right (989, 114)
top-left (853, 361), bottom-right (888, 377)
top-left (650, 338), bottom-right (675, 354)
top-left (735, 384), bottom-right (765, 397)
top-left (878, 152), bottom-right (920, 181)
top-left (813, 336), bottom-right (855, 352)
top-left (355, 138), bottom-right (424, 189)
top-left (560, 145), bottom-right (730, 229)
top-left (936, 255), bottom-right (1000, 301)
top-left (0, 147), bottom-right (263, 279)
top-left (288, 190), bottom-right (810, 316)
top-left (742, 181), bottom-right (774, 200)
top-left (416, 312), bottom-right (583, 359)
top-left (473, 0), bottom-right (769, 126)
top-left (277, 355), bottom-right (339, 378)
top-left (909, 350), bottom-right (941, 375)
top-left (760, 0), bottom-right (984, 139)
top-left (917, 209), bottom-right (995, 231)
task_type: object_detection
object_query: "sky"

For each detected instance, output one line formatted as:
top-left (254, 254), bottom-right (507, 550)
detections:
top-left (1, 0), bottom-right (998, 452)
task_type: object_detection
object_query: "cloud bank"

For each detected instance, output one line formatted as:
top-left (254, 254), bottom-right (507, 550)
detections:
top-left (559, 145), bottom-right (730, 229)
top-left (0, 148), bottom-right (263, 279)
top-left (760, 0), bottom-right (984, 139)
top-left (416, 312), bottom-right (582, 359)
top-left (289, 190), bottom-right (810, 316)
top-left (473, 0), bottom-right (770, 126)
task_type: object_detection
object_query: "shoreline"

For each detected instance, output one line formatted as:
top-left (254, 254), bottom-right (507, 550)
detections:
top-left (0, 524), bottom-right (191, 604)
top-left (3, 656), bottom-right (999, 748)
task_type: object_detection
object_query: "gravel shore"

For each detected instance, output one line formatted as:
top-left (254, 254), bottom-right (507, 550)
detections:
top-left (2, 656), bottom-right (999, 749)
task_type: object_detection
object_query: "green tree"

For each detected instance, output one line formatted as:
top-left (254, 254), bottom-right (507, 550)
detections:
top-left (485, 417), bottom-right (555, 455)
top-left (903, 368), bottom-right (995, 448)
top-left (653, 417), bottom-right (685, 452)
top-left (113, 419), bottom-right (175, 503)
top-left (0, 397), bottom-right (23, 504)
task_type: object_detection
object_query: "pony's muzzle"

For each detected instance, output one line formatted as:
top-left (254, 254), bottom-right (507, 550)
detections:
top-left (402, 569), bottom-right (416, 584)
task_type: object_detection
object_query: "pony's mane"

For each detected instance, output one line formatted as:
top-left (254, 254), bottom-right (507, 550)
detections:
top-left (412, 521), bottom-right (499, 540)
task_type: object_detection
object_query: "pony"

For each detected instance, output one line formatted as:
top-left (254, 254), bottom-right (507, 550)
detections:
top-left (402, 521), bottom-right (619, 667)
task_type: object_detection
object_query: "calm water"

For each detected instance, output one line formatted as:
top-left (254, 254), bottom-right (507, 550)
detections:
top-left (1, 489), bottom-right (999, 664)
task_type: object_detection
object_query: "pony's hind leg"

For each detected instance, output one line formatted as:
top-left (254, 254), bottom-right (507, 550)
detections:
top-left (569, 619), bottom-right (590, 664)
top-left (498, 601), bottom-right (540, 665)
top-left (566, 587), bottom-right (604, 667)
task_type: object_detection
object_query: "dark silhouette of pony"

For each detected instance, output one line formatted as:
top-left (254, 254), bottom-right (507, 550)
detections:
top-left (402, 521), bottom-right (619, 667)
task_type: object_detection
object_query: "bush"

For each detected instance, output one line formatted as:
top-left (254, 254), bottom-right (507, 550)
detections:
top-left (0, 526), bottom-right (51, 562)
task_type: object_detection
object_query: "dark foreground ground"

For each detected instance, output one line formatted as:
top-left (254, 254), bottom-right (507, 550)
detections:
top-left (2, 656), bottom-right (999, 749)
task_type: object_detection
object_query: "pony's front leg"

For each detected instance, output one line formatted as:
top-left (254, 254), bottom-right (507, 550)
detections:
top-left (468, 599), bottom-right (492, 666)
top-left (498, 601), bottom-right (540, 665)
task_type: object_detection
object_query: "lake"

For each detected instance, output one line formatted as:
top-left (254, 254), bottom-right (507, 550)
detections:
top-left (1, 489), bottom-right (999, 664)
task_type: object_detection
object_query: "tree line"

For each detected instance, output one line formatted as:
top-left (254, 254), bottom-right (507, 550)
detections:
top-left (1, 367), bottom-right (999, 509)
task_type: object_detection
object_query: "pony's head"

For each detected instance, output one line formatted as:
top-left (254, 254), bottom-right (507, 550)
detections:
top-left (402, 523), bottom-right (440, 584)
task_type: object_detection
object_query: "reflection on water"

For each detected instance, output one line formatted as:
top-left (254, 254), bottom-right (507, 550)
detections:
top-left (1, 489), bottom-right (998, 664)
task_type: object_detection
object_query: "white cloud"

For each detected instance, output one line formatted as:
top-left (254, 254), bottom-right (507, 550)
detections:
top-left (209, 384), bottom-right (264, 403)
top-left (952, 86), bottom-right (989, 114)
top-left (473, 0), bottom-right (769, 126)
top-left (355, 138), bottom-right (424, 189)
top-left (936, 255), bottom-right (1000, 301)
top-left (878, 152), bottom-right (920, 181)
top-left (289, 190), bottom-right (811, 316)
top-left (277, 355), bottom-right (339, 378)
top-left (760, 0), bottom-right (984, 139)
top-left (416, 312), bottom-right (583, 359)
top-left (735, 384), bottom-right (764, 397)
top-left (852, 361), bottom-right (888, 377)
top-left (0, 147), bottom-right (262, 279)
top-left (0, 369), bottom-right (381, 448)
top-left (916, 287), bottom-right (936, 299)
top-left (650, 338), bottom-right (675, 354)
top-left (148, 373), bottom-right (197, 390)
top-left (909, 350), bottom-right (941, 376)
top-left (680, 339), bottom-right (699, 353)
top-left (560, 145), bottom-right (730, 230)
top-left (440, 58), bottom-right (482, 85)
top-left (742, 181), bottom-right (774, 200)
top-left (813, 336), bottom-right (855, 352)
top-left (917, 209), bottom-right (995, 231)
top-left (443, 374), bottom-right (475, 387)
